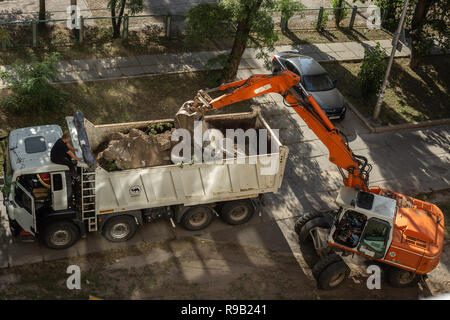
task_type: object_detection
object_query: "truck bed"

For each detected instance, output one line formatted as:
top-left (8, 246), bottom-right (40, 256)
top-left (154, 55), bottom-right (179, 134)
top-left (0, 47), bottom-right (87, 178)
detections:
top-left (66, 107), bottom-right (288, 214)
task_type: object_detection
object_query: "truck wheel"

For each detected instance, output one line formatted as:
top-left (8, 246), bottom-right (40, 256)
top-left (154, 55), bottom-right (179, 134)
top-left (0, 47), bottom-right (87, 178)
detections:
top-left (102, 216), bottom-right (137, 242)
top-left (294, 211), bottom-right (325, 236)
top-left (181, 206), bottom-right (213, 231)
top-left (387, 268), bottom-right (420, 288)
top-left (313, 254), bottom-right (350, 290)
top-left (43, 221), bottom-right (80, 250)
top-left (220, 200), bottom-right (254, 225)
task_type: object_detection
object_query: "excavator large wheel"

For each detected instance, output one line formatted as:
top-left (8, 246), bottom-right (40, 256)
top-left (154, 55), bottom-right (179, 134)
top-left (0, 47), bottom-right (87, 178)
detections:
top-left (295, 212), bottom-right (332, 266)
top-left (299, 217), bottom-right (331, 244)
top-left (294, 211), bottom-right (326, 236)
top-left (387, 268), bottom-right (420, 288)
top-left (312, 253), bottom-right (350, 290)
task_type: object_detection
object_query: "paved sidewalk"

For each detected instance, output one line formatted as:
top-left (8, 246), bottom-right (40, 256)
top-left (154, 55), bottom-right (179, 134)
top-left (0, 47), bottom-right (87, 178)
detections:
top-left (0, 39), bottom-right (411, 88)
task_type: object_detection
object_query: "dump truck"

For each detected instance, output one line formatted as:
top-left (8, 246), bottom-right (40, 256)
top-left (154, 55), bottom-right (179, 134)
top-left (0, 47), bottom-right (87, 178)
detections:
top-left (1, 107), bottom-right (288, 249)
top-left (183, 70), bottom-right (445, 289)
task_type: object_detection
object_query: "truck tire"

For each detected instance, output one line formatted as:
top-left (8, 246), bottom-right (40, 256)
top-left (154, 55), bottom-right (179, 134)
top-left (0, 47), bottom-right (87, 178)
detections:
top-left (294, 211), bottom-right (325, 236)
top-left (220, 200), bottom-right (254, 225)
top-left (313, 254), bottom-right (350, 290)
top-left (181, 206), bottom-right (213, 231)
top-left (102, 216), bottom-right (137, 242)
top-left (43, 221), bottom-right (80, 250)
top-left (387, 268), bottom-right (420, 288)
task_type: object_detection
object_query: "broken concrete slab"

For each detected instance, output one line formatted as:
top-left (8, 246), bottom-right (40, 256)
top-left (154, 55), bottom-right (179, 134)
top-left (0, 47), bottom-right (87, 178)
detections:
top-left (97, 127), bottom-right (175, 170)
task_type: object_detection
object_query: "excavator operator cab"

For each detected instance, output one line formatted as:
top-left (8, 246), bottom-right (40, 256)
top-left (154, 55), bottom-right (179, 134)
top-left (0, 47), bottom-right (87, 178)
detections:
top-left (328, 187), bottom-right (396, 259)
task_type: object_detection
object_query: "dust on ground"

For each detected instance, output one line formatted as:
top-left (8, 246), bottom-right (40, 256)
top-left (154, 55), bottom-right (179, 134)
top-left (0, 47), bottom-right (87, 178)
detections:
top-left (0, 237), bottom-right (437, 300)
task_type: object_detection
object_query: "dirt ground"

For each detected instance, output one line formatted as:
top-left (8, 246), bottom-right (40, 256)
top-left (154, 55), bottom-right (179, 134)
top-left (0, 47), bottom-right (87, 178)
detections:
top-left (0, 237), bottom-right (437, 300)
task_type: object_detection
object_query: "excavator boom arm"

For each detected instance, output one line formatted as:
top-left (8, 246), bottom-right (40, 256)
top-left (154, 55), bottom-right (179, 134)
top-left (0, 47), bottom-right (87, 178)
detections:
top-left (191, 70), bottom-right (370, 191)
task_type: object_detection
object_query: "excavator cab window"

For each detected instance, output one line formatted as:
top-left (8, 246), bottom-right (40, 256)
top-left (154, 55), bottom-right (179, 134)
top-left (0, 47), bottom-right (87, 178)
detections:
top-left (333, 210), bottom-right (367, 248)
top-left (358, 218), bottom-right (390, 259)
top-left (356, 191), bottom-right (374, 210)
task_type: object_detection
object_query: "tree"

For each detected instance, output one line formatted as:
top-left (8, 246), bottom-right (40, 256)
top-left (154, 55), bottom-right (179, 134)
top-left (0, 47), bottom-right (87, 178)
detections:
top-left (187, 0), bottom-right (299, 82)
top-left (108, 0), bottom-right (144, 38)
top-left (278, 0), bottom-right (306, 32)
top-left (357, 43), bottom-right (387, 97)
top-left (409, 0), bottom-right (449, 68)
top-left (38, 0), bottom-right (46, 27)
top-left (357, 0), bottom-right (449, 68)
top-left (0, 53), bottom-right (65, 113)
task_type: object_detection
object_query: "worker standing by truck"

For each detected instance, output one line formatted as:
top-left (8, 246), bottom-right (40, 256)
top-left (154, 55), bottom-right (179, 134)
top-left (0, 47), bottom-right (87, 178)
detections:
top-left (50, 132), bottom-right (81, 178)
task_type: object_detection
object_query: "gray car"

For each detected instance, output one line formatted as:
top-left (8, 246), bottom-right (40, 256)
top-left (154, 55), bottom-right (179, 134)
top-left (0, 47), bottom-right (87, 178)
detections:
top-left (272, 52), bottom-right (347, 121)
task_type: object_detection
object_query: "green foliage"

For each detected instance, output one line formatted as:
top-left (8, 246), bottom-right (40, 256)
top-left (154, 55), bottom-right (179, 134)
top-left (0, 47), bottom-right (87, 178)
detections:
top-left (107, 0), bottom-right (144, 15)
top-left (0, 28), bottom-right (11, 49)
top-left (186, 0), bottom-right (297, 79)
top-left (104, 159), bottom-right (121, 171)
top-left (0, 52), bottom-right (66, 113)
top-left (316, 9), bottom-right (329, 30)
top-left (369, 0), bottom-right (449, 57)
top-left (357, 43), bottom-right (387, 97)
top-left (331, 0), bottom-right (348, 26)
top-left (277, 0), bottom-right (306, 25)
top-left (185, 3), bottom-right (234, 43)
top-left (107, 0), bottom-right (144, 37)
top-left (146, 122), bottom-right (173, 135)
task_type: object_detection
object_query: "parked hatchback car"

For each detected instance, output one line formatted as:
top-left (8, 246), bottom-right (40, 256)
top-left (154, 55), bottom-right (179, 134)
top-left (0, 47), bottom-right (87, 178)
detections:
top-left (272, 52), bottom-right (347, 121)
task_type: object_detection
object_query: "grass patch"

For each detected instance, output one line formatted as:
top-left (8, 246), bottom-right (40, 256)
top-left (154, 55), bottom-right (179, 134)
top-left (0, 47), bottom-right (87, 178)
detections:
top-left (0, 70), bottom-right (252, 174)
top-left (0, 70), bottom-right (251, 132)
top-left (321, 56), bottom-right (450, 126)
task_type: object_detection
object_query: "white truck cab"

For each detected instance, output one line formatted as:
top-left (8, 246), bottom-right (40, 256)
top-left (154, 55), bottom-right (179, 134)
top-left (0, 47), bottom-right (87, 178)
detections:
top-left (2, 125), bottom-right (82, 239)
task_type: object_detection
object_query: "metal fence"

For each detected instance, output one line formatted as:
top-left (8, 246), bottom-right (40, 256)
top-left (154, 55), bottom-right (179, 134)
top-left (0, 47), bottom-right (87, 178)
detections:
top-left (0, 5), bottom-right (381, 49)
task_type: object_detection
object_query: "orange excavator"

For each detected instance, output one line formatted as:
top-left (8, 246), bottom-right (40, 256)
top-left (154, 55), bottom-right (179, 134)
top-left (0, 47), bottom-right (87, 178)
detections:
top-left (187, 70), bottom-right (445, 290)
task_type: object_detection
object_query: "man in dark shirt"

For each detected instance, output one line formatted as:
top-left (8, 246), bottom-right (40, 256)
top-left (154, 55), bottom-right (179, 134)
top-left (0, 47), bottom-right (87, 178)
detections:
top-left (50, 133), bottom-right (81, 177)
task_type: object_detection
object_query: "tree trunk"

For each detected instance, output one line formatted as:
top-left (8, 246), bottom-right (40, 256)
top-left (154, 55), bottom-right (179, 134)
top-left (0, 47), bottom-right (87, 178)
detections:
top-left (221, 19), bottom-right (251, 81)
top-left (409, 0), bottom-right (433, 69)
top-left (112, 0), bottom-right (126, 38)
top-left (221, 0), bottom-right (263, 82)
top-left (39, 0), bottom-right (46, 20)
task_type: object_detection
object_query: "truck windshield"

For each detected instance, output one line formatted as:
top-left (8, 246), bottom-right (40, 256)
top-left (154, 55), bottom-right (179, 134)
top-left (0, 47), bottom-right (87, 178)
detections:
top-left (303, 74), bottom-right (335, 92)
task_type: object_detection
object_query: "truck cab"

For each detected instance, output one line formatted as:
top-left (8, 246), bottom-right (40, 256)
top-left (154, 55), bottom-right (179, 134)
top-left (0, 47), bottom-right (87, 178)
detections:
top-left (1, 125), bottom-right (85, 247)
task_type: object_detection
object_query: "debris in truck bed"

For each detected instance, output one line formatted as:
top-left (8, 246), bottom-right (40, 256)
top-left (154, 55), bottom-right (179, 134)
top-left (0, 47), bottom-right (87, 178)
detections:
top-left (96, 127), bottom-right (175, 170)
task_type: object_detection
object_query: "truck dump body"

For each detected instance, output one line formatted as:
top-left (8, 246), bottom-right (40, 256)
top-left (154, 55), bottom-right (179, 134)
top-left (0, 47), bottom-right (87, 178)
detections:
top-left (67, 108), bottom-right (288, 215)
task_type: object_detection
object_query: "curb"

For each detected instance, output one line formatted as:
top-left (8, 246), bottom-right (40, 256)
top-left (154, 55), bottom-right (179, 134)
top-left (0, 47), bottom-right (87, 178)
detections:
top-left (373, 118), bottom-right (450, 133)
top-left (346, 100), bottom-right (450, 134)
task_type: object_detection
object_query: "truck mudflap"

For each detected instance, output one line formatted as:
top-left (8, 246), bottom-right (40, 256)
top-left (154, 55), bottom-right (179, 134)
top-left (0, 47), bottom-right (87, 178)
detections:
top-left (73, 110), bottom-right (97, 169)
top-left (252, 194), bottom-right (265, 216)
